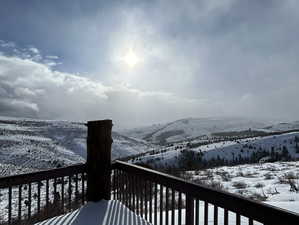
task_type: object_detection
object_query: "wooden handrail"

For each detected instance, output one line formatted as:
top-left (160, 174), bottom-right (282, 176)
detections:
top-left (112, 160), bottom-right (299, 225)
top-left (0, 163), bottom-right (86, 188)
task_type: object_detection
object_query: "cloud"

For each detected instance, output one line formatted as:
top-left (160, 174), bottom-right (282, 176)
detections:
top-left (0, 1), bottom-right (299, 126)
top-left (28, 47), bottom-right (39, 54)
top-left (0, 98), bottom-right (39, 117)
top-left (0, 52), bottom-right (208, 128)
top-left (0, 40), bottom-right (60, 67)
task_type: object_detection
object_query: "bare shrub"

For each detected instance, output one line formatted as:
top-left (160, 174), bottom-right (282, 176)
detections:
top-left (254, 182), bottom-right (265, 188)
top-left (178, 171), bottom-right (193, 180)
top-left (264, 173), bottom-right (273, 180)
top-left (208, 180), bottom-right (224, 190)
top-left (232, 181), bottom-right (247, 189)
top-left (204, 170), bottom-right (214, 179)
top-left (277, 172), bottom-right (298, 184)
top-left (288, 179), bottom-right (299, 192)
top-left (248, 192), bottom-right (268, 201)
top-left (236, 189), bottom-right (248, 195)
top-left (216, 171), bottom-right (232, 182)
top-left (192, 176), bottom-right (209, 184)
top-left (284, 172), bottom-right (298, 179)
top-left (266, 187), bottom-right (280, 195)
top-left (236, 171), bottom-right (244, 177)
top-left (277, 176), bottom-right (288, 184)
top-left (244, 172), bottom-right (258, 178)
top-left (194, 170), bottom-right (200, 175)
top-left (267, 167), bottom-right (280, 172)
top-left (192, 178), bottom-right (224, 191)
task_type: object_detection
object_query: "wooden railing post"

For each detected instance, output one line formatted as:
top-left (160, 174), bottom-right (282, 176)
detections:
top-left (86, 120), bottom-right (113, 201)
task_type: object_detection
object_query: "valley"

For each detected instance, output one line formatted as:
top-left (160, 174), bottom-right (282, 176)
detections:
top-left (0, 116), bottom-right (299, 215)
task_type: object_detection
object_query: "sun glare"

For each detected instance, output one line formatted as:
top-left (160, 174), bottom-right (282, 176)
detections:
top-left (123, 50), bottom-right (139, 67)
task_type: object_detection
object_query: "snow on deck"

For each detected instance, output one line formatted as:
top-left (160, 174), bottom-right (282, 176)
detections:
top-left (34, 200), bottom-right (151, 225)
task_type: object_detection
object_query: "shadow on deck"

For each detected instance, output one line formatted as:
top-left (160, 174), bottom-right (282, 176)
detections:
top-left (35, 200), bottom-right (150, 225)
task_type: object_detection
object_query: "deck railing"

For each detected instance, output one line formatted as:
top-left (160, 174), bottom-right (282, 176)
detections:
top-left (112, 160), bottom-right (299, 225)
top-left (0, 164), bottom-right (87, 225)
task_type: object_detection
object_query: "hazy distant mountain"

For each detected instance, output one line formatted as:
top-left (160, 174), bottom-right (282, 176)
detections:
top-left (261, 121), bottom-right (299, 132)
top-left (121, 117), bottom-right (269, 144)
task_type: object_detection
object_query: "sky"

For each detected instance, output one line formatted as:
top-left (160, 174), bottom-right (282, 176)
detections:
top-left (0, 0), bottom-right (298, 128)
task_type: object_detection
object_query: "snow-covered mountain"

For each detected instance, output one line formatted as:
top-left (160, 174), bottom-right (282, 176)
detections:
top-left (0, 117), bottom-right (153, 176)
top-left (121, 117), bottom-right (268, 144)
top-left (132, 132), bottom-right (299, 169)
top-left (121, 117), bottom-right (299, 145)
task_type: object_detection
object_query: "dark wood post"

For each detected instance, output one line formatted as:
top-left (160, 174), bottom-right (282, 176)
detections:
top-left (86, 120), bottom-right (113, 201)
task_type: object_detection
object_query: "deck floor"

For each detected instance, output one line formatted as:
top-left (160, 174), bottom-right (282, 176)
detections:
top-left (34, 200), bottom-right (151, 225)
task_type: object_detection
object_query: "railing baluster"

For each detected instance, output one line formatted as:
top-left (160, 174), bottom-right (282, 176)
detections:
top-left (214, 205), bottom-right (218, 225)
top-left (171, 189), bottom-right (175, 225)
top-left (154, 183), bottom-right (158, 225)
top-left (123, 171), bottom-right (126, 205)
top-left (186, 194), bottom-right (194, 225)
top-left (75, 174), bottom-right (78, 204)
top-left (149, 181), bottom-right (153, 223)
top-left (166, 187), bottom-right (169, 225)
top-left (236, 213), bottom-right (241, 225)
top-left (141, 177), bottom-right (145, 217)
top-left (178, 192), bottom-right (182, 225)
top-left (145, 180), bottom-right (148, 220)
top-left (113, 170), bottom-right (116, 200)
top-left (54, 177), bottom-right (57, 204)
top-left (125, 173), bottom-right (130, 207)
top-left (18, 185), bottom-right (22, 221)
top-left (28, 182), bottom-right (31, 219)
top-left (82, 173), bottom-right (85, 204)
top-left (124, 172), bottom-right (127, 206)
top-left (68, 175), bottom-right (72, 210)
top-left (120, 170), bottom-right (122, 202)
top-left (115, 170), bottom-right (119, 200)
top-left (224, 209), bottom-right (228, 225)
top-left (196, 198), bottom-right (199, 225)
top-left (249, 218), bottom-right (254, 225)
top-left (46, 179), bottom-right (49, 211)
top-left (38, 181), bottom-right (41, 216)
top-left (122, 171), bottom-right (125, 204)
top-left (204, 201), bottom-right (208, 225)
top-left (119, 170), bottom-right (123, 203)
top-left (8, 186), bottom-right (12, 224)
top-left (133, 175), bottom-right (136, 213)
top-left (128, 172), bottom-right (131, 209)
top-left (119, 170), bottom-right (121, 203)
top-left (160, 185), bottom-right (163, 225)
top-left (136, 175), bottom-right (140, 215)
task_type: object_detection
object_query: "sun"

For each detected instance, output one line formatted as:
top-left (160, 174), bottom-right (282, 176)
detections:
top-left (123, 49), bottom-right (139, 67)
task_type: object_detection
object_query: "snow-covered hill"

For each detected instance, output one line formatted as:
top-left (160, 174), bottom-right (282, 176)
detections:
top-left (0, 117), bottom-right (153, 176)
top-left (121, 117), bottom-right (299, 145)
top-left (132, 132), bottom-right (299, 169)
top-left (121, 117), bottom-right (268, 144)
top-left (188, 161), bottom-right (299, 213)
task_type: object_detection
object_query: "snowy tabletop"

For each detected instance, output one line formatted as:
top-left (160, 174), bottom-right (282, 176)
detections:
top-left (34, 200), bottom-right (151, 225)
